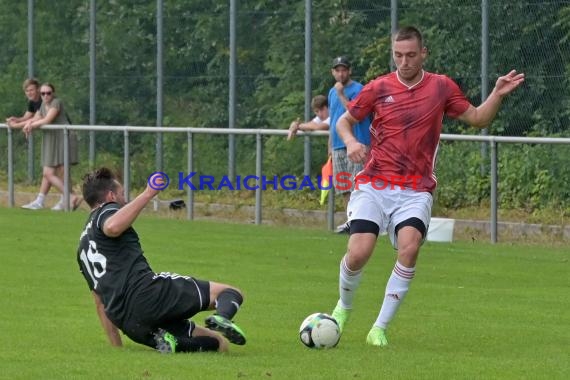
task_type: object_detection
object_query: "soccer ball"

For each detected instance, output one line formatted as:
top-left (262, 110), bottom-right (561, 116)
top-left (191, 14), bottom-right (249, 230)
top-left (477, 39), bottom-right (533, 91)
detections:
top-left (299, 313), bottom-right (340, 349)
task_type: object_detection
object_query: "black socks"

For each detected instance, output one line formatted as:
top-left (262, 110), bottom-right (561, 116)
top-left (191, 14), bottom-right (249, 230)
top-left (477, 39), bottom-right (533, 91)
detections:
top-left (215, 288), bottom-right (243, 320)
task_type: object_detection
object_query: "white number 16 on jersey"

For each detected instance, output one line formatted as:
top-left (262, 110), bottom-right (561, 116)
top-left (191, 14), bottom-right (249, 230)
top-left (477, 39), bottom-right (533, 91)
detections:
top-left (79, 240), bottom-right (107, 289)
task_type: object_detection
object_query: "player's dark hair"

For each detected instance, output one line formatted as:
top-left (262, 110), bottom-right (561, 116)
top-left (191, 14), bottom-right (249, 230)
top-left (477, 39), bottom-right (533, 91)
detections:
top-left (393, 26), bottom-right (424, 47)
top-left (82, 167), bottom-right (119, 207)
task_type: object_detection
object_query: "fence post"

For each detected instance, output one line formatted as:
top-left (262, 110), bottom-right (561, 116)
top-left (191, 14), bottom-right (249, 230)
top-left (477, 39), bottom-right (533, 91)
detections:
top-left (123, 130), bottom-right (130, 203)
top-left (327, 181), bottom-right (335, 231)
top-left (490, 139), bottom-right (498, 243)
top-left (7, 127), bottom-right (14, 207)
top-left (187, 131), bottom-right (194, 220)
top-left (303, 0), bottom-right (312, 177)
top-left (480, 0), bottom-right (490, 175)
top-left (63, 128), bottom-right (70, 211)
top-left (156, 0), bottom-right (164, 176)
top-left (390, 0), bottom-right (398, 70)
top-left (89, 0), bottom-right (96, 167)
top-left (255, 132), bottom-right (262, 225)
top-left (228, 0), bottom-right (237, 180)
top-left (27, 0), bottom-right (35, 183)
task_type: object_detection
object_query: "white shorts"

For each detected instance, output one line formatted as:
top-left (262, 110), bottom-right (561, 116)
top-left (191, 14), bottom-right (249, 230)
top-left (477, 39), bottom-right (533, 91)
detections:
top-left (346, 183), bottom-right (433, 249)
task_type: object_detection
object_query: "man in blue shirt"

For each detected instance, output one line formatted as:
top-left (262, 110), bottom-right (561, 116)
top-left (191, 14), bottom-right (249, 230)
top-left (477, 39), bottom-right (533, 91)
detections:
top-left (328, 56), bottom-right (371, 233)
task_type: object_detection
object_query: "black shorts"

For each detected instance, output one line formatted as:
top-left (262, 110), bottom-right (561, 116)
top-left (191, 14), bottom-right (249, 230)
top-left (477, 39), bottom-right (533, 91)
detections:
top-left (120, 272), bottom-right (210, 348)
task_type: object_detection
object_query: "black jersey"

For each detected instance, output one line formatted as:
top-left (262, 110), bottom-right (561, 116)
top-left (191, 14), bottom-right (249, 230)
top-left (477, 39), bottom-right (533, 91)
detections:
top-left (27, 99), bottom-right (42, 113)
top-left (77, 202), bottom-right (153, 326)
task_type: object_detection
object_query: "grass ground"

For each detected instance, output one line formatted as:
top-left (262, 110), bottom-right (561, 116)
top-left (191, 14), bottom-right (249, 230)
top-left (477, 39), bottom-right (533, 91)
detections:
top-left (0, 207), bottom-right (568, 379)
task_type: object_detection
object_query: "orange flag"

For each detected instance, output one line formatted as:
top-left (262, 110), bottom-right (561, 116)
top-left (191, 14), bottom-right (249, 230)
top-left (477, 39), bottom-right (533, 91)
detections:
top-left (319, 156), bottom-right (333, 205)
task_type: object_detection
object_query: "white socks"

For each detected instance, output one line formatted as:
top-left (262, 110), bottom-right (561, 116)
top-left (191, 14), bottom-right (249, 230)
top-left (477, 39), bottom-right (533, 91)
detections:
top-left (338, 254), bottom-right (362, 309)
top-left (374, 261), bottom-right (415, 329)
top-left (36, 193), bottom-right (46, 206)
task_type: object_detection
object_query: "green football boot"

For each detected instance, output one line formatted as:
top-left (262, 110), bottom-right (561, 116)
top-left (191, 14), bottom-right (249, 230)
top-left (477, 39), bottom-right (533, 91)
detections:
top-left (205, 315), bottom-right (247, 345)
top-left (366, 326), bottom-right (388, 347)
top-left (154, 329), bottom-right (177, 353)
top-left (331, 303), bottom-right (351, 333)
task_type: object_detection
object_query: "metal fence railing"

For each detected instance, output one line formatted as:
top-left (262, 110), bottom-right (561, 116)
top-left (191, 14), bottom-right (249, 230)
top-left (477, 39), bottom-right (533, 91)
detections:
top-left (1, 1), bottom-right (568, 182)
top-left (2, 123), bottom-right (569, 243)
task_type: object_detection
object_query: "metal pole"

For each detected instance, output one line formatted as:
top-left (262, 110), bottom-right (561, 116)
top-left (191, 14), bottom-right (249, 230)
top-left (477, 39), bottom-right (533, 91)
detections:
top-left (327, 183), bottom-right (335, 231)
top-left (63, 128), bottom-right (70, 211)
top-left (156, 0), bottom-right (164, 174)
top-left (390, 0), bottom-right (398, 71)
top-left (481, 0), bottom-right (489, 174)
top-left (27, 0), bottom-right (35, 183)
top-left (187, 131), bottom-right (194, 220)
top-left (7, 127), bottom-right (14, 207)
top-left (123, 130), bottom-right (130, 203)
top-left (303, 0), bottom-right (312, 177)
top-left (228, 0), bottom-right (237, 180)
top-left (89, 0), bottom-right (96, 167)
top-left (490, 140), bottom-right (498, 243)
top-left (255, 132), bottom-right (262, 225)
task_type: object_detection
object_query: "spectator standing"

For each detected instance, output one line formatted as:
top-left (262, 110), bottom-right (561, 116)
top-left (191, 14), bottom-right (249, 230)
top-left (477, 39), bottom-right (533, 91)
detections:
top-left (6, 78), bottom-right (65, 210)
top-left (328, 56), bottom-right (371, 233)
top-left (22, 83), bottom-right (82, 210)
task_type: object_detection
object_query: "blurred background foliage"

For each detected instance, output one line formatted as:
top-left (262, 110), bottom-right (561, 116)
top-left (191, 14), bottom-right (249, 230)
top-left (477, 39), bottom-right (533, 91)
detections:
top-left (0, 0), bottom-right (568, 215)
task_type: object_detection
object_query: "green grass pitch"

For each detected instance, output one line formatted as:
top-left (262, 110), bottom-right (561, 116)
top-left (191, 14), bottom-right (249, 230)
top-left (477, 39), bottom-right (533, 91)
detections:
top-left (0, 207), bottom-right (568, 379)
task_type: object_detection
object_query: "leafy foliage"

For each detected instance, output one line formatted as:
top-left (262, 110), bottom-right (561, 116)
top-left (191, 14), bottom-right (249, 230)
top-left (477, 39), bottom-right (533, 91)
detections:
top-left (0, 0), bottom-right (568, 213)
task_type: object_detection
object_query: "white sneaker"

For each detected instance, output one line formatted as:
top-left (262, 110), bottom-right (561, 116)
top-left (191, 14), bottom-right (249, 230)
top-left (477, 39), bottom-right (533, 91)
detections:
top-left (51, 201), bottom-right (64, 211)
top-left (21, 200), bottom-right (43, 210)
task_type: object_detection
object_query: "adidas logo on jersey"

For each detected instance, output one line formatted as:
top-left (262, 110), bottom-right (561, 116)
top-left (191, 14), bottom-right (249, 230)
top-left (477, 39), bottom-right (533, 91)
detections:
top-left (384, 95), bottom-right (395, 103)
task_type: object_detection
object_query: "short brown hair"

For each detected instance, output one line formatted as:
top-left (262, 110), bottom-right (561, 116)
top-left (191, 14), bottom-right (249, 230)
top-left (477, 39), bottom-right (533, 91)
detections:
top-left (311, 95), bottom-right (328, 110)
top-left (393, 26), bottom-right (424, 47)
top-left (22, 78), bottom-right (40, 91)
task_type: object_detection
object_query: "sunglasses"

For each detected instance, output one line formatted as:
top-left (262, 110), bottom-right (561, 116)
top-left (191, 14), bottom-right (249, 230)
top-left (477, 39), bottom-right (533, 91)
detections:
top-left (41, 91), bottom-right (53, 96)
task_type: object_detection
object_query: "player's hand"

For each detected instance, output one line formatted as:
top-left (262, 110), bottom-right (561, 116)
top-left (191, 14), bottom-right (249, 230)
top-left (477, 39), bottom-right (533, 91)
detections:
top-left (346, 139), bottom-right (368, 164)
top-left (494, 70), bottom-right (525, 97)
top-left (146, 172), bottom-right (166, 197)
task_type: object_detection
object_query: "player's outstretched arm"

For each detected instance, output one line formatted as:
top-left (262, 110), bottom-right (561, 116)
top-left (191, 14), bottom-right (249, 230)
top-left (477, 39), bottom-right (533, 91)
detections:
top-left (103, 174), bottom-right (163, 237)
top-left (92, 291), bottom-right (122, 347)
top-left (459, 70), bottom-right (525, 129)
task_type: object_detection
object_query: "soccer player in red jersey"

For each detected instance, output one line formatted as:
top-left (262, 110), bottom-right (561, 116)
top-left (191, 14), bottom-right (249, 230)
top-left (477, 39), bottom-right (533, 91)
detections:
top-left (330, 26), bottom-right (524, 346)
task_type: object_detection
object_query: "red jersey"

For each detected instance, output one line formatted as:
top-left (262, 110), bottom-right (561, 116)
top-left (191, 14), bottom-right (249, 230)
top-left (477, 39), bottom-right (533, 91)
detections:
top-left (348, 71), bottom-right (470, 192)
